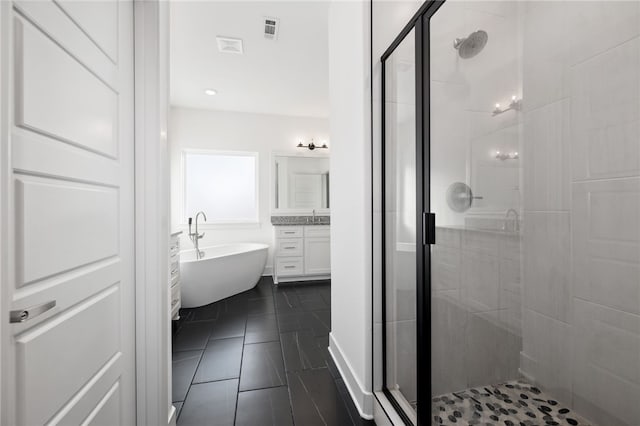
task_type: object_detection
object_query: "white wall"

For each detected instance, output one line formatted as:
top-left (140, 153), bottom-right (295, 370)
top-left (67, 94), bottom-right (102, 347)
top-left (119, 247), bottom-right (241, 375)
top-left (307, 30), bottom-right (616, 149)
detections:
top-left (169, 107), bottom-right (329, 273)
top-left (327, 0), bottom-right (374, 418)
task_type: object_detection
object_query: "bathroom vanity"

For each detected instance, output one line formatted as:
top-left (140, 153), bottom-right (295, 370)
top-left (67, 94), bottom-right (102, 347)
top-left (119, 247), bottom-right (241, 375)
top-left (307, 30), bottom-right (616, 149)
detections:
top-left (271, 152), bottom-right (331, 284)
top-left (170, 231), bottom-right (182, 320)
top-left (272, 220), bottom-right (331, 284)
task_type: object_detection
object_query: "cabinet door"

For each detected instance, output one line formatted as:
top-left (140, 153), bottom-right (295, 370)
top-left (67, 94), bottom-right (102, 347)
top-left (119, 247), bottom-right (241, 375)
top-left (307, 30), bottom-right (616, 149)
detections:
top-left (304, 237), bottom-right (331, 275)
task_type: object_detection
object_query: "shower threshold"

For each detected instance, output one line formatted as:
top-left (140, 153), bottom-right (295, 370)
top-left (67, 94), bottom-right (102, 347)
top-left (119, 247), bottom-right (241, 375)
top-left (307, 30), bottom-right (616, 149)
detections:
top-left (432, 380), bottom-right (591, 426)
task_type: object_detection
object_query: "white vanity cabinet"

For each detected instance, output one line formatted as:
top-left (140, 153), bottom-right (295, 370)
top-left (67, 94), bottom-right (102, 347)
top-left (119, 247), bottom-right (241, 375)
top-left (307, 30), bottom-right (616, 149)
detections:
top-left (273, 225), bottom-right (331, 284)
top-left (170, 232), bottom-right (181, 320)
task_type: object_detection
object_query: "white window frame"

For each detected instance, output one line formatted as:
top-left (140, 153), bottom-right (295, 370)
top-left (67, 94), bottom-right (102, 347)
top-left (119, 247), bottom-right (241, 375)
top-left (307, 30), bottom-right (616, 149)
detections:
top-left (181, 149), bottom-right (260, 225)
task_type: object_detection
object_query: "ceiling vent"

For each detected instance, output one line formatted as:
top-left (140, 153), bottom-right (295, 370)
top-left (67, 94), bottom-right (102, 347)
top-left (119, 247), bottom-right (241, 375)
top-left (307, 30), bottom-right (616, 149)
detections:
top-left (263, 17), bottom-right (279, 40)
top-left (216, 36), bottom-right (244, 54)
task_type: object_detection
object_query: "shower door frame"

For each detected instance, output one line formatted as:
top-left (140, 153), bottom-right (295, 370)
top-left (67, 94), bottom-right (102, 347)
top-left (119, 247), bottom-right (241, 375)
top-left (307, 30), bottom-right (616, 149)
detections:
top-left (379, 1), bottom-right (445, 425)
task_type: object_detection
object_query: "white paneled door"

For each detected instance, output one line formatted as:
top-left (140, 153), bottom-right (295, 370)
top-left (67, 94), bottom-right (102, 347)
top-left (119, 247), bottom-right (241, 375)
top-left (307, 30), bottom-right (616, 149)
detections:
top-left (1, 1), bottom-right (135, 425)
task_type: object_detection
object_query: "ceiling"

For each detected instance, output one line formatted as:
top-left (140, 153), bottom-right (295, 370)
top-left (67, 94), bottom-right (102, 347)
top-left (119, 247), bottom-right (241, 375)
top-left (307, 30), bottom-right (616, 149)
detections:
top-left (170, 1), bottom-right (329, 118)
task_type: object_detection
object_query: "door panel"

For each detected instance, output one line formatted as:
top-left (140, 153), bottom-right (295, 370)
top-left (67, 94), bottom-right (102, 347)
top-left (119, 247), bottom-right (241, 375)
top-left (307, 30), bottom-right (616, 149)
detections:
top-left (14, 1), bottom-right (117, 85)
top-left (2, 1), bottom-right (135, 425)
top-left (16, 176), bottom-right (119, 286)
top-left (82, 382), bottom-right (122, 426)
top-left (16, 287), bottom-right (120, 426)
top-left (16, 16), bottom-right (118, 158)
top-left (54, 1), bottom-right (119, 62)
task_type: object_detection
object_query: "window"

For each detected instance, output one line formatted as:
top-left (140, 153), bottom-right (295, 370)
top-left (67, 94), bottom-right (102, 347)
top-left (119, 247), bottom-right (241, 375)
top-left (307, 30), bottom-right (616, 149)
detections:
top-left (183, 150), bottom-right (258, 223)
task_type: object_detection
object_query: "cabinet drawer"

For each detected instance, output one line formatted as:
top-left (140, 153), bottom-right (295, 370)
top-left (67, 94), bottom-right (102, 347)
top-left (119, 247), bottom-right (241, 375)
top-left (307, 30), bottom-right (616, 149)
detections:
top-left (170, 261), bottom-right (180, 280)
top-left (276, 257), bottom-right (304, 276)
top-left (171, 282), bottom-right (181, 304)
top-left (169, 239), bottom-right (180, 257)
top-left (171, 272), bottom-right (180, 288)
top-left (276, 226), bottom-right (303, 238)
top-left (276, 238), bottom-right (303, 256)
top-left (304, 225), bottom-right (330, 238)
top-left (171, 302), bottom-right (180, 321)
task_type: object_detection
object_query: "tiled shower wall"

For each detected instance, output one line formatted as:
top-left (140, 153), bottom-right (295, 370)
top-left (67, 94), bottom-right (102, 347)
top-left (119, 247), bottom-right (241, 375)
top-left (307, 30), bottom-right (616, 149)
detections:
top-left (520, 2), bottom-right (640, 425)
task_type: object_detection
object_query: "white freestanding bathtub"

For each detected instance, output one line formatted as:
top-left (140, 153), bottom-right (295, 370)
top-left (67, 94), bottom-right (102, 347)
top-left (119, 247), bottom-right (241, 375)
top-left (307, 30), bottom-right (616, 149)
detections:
top-left (180, 243), bottom-right (268, 308)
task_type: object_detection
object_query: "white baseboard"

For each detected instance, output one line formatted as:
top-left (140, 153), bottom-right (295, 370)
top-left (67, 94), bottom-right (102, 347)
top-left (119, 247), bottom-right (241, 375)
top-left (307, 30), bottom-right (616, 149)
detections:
top-left (262, 265), bottom-right (273, 276)
top-left (328, 333), bottom-right (374, 420)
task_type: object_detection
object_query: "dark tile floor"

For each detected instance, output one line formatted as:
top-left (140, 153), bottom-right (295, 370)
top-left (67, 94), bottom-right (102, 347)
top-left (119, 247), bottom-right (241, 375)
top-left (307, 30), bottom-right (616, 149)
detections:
top-left (172, 277), bottom-right (375, 426)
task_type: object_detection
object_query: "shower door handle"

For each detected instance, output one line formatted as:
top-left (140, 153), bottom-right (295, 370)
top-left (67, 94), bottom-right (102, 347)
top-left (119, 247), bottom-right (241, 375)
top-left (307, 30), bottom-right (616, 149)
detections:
top-left (422, 212), bottom-right (436, 245)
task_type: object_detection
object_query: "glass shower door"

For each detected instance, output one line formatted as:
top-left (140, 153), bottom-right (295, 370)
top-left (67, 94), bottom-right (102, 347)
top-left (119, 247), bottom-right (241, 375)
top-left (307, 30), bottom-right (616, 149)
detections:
top-left (428, 2), bottom-right (525, 423)
top-left (382, 27), bottom-right (419, 423)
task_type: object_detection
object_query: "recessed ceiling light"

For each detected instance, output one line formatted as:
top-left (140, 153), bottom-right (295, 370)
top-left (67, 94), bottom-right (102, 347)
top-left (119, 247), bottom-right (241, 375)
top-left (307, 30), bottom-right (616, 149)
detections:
top-left (204, 89), bottom-right (218, 96)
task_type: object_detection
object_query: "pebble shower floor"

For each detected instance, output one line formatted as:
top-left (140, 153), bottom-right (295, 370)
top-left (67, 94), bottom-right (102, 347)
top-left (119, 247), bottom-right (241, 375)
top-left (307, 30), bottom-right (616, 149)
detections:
top-left (431, 380), bottom-right (591, 426)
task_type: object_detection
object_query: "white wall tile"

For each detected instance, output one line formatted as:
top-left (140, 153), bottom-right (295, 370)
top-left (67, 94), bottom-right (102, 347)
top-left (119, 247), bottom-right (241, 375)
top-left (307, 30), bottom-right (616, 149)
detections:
top-left (469, 124), bottom-right (521, 213)
top-left (523, 99), bottom-right (570, 211)
top-left (522, 0), bottom-right (570, 112)
top-left (432, 244), bottom-right (461, 292)
top-left (566, 1), bottom-right (640, 66)
top-left (431, 293), bottom-right (467, 395)
top-left (571, 37), bottom-right (640, 181)
top-left (521, 308), bottom-right (573, 404)
top-left (465, 311), bottom-right (520, 388)
top-left (572, 299), bottom-right (640, 426)
top-left (572, 178), bottom-right (640, 315)
top-left (462, 250), bottom-right (500, 313)
top-left (522, 212), bottom-right (571, 323)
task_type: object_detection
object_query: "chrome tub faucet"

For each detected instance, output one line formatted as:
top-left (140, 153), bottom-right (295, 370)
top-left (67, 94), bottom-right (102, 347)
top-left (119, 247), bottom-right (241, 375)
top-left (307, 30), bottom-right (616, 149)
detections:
top-left (188, 211), bottom-right (207, 259)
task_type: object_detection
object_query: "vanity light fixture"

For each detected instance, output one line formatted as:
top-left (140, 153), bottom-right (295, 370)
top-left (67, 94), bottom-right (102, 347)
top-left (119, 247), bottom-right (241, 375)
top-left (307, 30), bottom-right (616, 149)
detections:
top-left (492, 95), bottom-right (521, 116)
top-left (297, 138), bottom-right (328, 150)
top-left (204, 89), bottom-right (218, 96)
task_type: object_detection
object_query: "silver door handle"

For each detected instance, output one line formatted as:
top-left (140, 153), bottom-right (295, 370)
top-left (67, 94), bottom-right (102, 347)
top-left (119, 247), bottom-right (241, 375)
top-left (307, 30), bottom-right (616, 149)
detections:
top-left (10, 301), bottom-right (56, 323)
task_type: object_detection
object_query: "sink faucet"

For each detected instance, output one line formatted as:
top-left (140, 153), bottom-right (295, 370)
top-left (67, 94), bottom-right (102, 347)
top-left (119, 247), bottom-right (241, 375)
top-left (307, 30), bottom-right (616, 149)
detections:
top-left (503, 208), bottom-right (520, 233)
top-left (188, 211), bottom-right (207, 259)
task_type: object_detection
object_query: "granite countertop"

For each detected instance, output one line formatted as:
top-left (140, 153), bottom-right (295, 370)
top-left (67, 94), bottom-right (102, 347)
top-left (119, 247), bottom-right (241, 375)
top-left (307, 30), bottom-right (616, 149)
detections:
top-left (271, 215), bottom-right (330, 226)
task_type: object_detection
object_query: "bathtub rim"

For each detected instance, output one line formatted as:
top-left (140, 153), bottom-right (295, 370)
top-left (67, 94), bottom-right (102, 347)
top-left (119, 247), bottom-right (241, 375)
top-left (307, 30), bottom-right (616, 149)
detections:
top-left (179, 242), bottom-right (269, 264)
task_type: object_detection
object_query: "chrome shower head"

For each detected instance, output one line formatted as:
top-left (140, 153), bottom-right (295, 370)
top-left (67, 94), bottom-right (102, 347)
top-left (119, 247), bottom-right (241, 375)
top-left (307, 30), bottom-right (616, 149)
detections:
top-left (453, 30), bottom-right (488, 59)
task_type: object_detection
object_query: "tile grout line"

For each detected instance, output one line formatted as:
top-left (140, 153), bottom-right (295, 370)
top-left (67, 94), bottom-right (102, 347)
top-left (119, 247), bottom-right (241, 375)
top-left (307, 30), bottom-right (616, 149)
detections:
top-left (174, 347), bottom-right (204, 419)
top-left (233, 296), bottom-right (249, 426)
top-left (272, 280), bottom-right (298, 425)
top-left (174, 305), bottom-right (219, 421)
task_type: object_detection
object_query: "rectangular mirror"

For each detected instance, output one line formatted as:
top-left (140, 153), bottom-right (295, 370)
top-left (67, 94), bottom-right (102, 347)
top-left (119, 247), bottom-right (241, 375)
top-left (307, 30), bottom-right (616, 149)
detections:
top-left (272, 154), bottom-right (330, 213)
